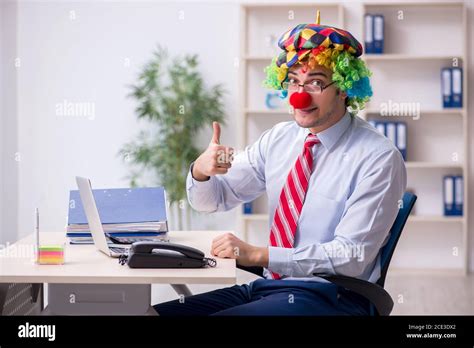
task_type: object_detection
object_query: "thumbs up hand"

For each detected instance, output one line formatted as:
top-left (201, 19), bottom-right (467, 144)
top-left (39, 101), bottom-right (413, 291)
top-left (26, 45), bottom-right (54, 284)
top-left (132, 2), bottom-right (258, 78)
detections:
top-left (210, 121), bottom-right (221, 145)
top-left (192, 122), bottom-right (235, 181)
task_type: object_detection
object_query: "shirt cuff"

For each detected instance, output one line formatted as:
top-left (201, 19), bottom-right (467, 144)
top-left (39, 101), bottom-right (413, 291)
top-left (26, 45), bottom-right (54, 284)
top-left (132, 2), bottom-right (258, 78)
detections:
top-left (268, 246), bottom-right (294, 276)
top-left (186, 162), bottom-right (216, 192)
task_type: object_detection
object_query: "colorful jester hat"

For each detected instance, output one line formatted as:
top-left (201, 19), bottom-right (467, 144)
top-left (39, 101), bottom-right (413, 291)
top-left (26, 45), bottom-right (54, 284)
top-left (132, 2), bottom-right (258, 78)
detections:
top-left (263, 10), bottom-right (373, 113)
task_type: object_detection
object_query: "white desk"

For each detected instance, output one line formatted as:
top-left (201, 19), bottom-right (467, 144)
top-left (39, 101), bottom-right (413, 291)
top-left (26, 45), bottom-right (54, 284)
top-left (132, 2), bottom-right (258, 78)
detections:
top-left (0, 230), bottom-right (236, 315)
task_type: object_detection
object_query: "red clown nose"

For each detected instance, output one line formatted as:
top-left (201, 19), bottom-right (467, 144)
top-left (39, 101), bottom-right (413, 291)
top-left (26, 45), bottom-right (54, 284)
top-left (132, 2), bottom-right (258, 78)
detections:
top-left (289, 91), bottom-right (312, 109)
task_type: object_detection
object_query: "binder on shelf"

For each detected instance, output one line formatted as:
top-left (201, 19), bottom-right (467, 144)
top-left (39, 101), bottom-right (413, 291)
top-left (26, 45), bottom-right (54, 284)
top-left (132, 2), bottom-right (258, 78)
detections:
top-left (396, 122), bottom-right (407, 161)
top-left (385, 122), bottom-right (396, 146)
top-left (243, 202), bottom-right (253, 214)
top-left (451, 67), bottom-right (463, 108)
top-left (374, 121), bottom-right (385, 136)
top-left (454, 175), bottom-right (463, 216)
top-left (373, 121), bottom-right (407, 160)
top-left (441, 68), bottom-right (452, 108)
top-left (364, 14), bottom-right (374, 54)
top-left (373, 14), bottom-right (384, 54)
top-left (443, 176), bottom-right (455, 216)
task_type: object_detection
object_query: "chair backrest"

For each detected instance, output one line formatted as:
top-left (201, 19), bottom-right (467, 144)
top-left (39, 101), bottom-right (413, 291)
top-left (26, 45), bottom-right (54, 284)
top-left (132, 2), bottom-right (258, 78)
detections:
top-left (376, 192), bottom-right (417, 287)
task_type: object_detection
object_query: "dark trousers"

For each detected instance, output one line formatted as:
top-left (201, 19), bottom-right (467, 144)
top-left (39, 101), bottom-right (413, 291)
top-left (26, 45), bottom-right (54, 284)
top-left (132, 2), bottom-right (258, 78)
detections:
top-left (153, 278), bottom-right (371, 316)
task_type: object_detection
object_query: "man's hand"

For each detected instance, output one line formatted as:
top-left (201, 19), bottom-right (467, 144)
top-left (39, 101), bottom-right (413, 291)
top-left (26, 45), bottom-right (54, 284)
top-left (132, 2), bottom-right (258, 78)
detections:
top-left (192, 122), bottom-right (234, 181)
top-left (211, 232), bottom-right (269, 268)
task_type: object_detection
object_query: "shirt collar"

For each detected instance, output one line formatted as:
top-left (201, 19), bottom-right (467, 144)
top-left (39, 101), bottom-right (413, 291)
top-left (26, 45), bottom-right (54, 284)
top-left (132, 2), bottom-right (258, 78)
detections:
top-left (304, 110), bottom-right (352, 152)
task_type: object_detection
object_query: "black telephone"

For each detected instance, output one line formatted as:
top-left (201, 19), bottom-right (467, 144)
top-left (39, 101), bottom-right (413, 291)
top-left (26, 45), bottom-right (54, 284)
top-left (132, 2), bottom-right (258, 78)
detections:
top-left (119, 241), bottom-right (216, 269)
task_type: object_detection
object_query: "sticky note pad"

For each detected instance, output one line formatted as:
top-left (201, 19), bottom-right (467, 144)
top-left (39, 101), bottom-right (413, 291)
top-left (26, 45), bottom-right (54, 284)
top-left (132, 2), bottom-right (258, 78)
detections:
top-left (37, 245), bottom-right (65, 265)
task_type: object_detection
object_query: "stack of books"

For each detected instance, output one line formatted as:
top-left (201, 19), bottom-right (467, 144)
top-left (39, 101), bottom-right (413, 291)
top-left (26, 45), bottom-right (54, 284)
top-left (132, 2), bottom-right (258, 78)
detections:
top-left (67, 186), bottom-right (169, 244)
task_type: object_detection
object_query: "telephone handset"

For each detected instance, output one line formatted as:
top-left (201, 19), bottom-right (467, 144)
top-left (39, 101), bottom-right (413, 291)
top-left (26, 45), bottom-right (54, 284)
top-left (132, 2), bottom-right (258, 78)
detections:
top-left (119, 241), bottom-right (217, 269)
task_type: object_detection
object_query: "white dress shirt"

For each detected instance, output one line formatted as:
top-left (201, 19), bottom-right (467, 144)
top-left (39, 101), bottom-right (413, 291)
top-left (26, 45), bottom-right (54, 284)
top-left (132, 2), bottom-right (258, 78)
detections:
top-left (186, 111), bottom-right (407, 283)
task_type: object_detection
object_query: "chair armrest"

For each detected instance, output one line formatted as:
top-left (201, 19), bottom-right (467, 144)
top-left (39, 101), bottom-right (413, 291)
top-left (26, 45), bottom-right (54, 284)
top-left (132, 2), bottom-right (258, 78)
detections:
top-left (237, 265), bottom-right (264, 278)
top-left (314, 273), bottom-right (394, 316)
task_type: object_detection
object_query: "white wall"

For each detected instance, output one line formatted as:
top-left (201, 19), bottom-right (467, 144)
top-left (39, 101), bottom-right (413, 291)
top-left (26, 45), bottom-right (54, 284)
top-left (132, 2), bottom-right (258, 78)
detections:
top-left (1, 0), bottom-right (473, 277)
top-left (1, 0), bottom-right (19, 246)
top-left (13, 0), bottom-right (240, 241)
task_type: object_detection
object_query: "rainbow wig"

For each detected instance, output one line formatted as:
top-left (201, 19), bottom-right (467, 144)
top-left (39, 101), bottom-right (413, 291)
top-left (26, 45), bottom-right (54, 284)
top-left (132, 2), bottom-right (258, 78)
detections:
top-left (263, 11), bottom-right (373, 113)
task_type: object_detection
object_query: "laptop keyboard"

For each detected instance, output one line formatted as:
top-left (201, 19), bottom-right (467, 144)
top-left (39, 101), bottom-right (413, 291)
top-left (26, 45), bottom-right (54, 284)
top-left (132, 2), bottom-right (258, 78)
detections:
top-left (110, 247), bottom-right (127, 254)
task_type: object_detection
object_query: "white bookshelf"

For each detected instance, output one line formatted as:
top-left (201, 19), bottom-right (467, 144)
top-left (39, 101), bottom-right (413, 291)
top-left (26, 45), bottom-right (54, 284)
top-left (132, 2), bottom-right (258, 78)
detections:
top-left (238, 3), bottom-right (344, 245)
top-left (237, 2), bottom-right (469, 274)
top-left (361, 1), bottom-right (469, 274)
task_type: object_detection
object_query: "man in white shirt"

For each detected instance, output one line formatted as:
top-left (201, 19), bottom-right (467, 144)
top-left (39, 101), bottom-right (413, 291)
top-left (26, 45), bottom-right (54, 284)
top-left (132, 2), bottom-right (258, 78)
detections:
top-left (153, 12), bottom-right (406, 316)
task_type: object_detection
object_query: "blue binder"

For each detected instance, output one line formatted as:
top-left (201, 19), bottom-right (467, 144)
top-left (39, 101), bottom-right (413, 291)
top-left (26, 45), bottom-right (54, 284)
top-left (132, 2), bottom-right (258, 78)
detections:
top-left (385, 122), bottom-right (396, 153)
top-left (453, 175), bottom-right (463, 216)
top-left (375, 121), bottom-right (386, 136)
top-left (441, 68), bottom-right (452, 108)
top-left (396, 122), bottom-right (407, 161)
top-left (364, 14), bottom-right (374, 54)
top-left (68, 187), bottom-right (168, 224)
top-left (373, 14), bottom-right (384, 54)
top-left (243, 202), bottom-right (253, 214)
top-left (443, 176), bottom-right (455, 216)
top-left (451, 67), bottom-right (463, 108)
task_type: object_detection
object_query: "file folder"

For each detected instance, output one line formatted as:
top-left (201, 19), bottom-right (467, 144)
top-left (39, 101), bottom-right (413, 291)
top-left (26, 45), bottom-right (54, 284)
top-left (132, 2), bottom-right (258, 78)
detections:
top-left (396, 122), bottom-right (407, 160)
top-left (451, 67), bottom-right (463, 108)
top-left (243, 202), bottom-right (253, 214)
top-left (443, 176), bottom-right (454, 216)
top-left (67, 187), bottom-right (169, 244)
top-left (364, 14), bottom-right (374, 54)
top-left (386, 122), bottom-right (396, 146)
top-left (373, 15), bottom-right (384, 54)
top-left (454, 175), bottom-right (463, 216)
top-left (441, 68), bottom-right (452, 108)
top-left (68, 187), bottom-right (168, 228)
top-left (375, 122), bottom-right (386, 136)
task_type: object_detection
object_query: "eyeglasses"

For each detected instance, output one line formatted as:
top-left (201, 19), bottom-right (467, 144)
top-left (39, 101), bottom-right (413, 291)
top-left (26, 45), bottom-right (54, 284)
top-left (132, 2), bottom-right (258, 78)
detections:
top-left (281, 78), bottom-right (336, 94)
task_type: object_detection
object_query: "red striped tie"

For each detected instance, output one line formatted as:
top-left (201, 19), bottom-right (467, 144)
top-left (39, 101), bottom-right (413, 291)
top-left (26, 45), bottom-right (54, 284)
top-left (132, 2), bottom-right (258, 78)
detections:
top-left (269, 133), bottom-right (320, 279)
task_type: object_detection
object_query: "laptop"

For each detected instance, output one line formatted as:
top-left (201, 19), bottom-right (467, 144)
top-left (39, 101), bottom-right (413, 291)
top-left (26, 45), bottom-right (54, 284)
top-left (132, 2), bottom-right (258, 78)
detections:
top-left (75, 176), bottom-right (130, 257)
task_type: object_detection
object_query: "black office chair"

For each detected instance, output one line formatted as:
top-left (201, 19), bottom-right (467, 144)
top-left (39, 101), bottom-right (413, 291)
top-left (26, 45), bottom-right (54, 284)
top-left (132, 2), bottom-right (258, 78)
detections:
top-left (238, 192), bottom-right (417, 316)
top-left (0, 283), bottom-right (43, 315)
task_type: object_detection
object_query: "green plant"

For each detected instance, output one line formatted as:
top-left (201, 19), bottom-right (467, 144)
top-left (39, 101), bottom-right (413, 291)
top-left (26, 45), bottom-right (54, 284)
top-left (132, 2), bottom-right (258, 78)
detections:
top-left (120, 46), bottom-right (226, 229)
